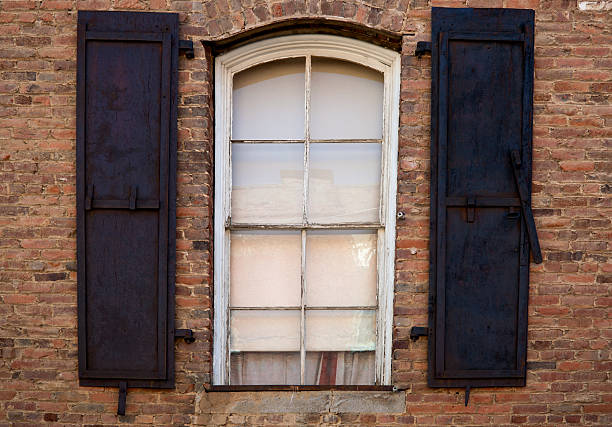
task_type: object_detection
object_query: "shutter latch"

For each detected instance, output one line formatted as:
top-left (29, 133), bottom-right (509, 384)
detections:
top-left (175, 329), bottom-right (195, 344)
top-left (464, 385), bottom-right (471, 406)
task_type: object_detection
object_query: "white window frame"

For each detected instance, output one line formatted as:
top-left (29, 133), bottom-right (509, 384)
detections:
top-left (213, 34), bottom-right (400, 385)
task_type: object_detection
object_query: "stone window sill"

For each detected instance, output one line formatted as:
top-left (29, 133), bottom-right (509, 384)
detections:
top-left (199, 387), bottom-right (406, 414)
top-left (206, 385), bottom-right (396, 392)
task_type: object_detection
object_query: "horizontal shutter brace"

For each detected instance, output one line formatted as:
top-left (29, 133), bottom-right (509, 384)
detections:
top-left (84, 183), bottom-right (160, 210)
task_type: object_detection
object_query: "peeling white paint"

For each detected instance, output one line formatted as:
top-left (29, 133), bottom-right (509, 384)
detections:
top-left (578, 1), bottom-right (612, 11)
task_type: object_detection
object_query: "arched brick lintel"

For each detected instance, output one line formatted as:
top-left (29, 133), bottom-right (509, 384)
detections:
top-left (201, 18), bottom-right (404, 54)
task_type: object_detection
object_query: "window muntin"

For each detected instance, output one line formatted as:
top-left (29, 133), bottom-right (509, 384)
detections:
top-left (214, 35), bottom-right (400, 386)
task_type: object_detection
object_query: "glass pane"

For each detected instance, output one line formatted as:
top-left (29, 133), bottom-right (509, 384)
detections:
top-left (231, 143), bottom-right (304, 224)
top-left (308, 143), bottom-right (381, 223)
top-left (231, 310), bottom-right (301, 352)
top-left (232, 58), bottom-right (305, 140)
top-left (306, 230), bottom-right (377, 307)
top-left (310, 57), bottom-right (383, 140)
top-left (230, 231), bottom-right (301, 307)
top-left (305, 351), bottom-right (375, 385)
top-left (231, 352), bottom-right (300, 385)
top-left (305, 310), bottom-right (376, 351)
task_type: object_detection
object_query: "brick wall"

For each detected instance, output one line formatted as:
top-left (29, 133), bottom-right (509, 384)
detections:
top-left (0, 0), bottom-right (610, 425)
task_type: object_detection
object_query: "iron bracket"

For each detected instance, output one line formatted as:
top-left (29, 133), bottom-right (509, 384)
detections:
top-left (179, 40), bottom-right (194, 59)
top-left (464, 385), bottom-right (471, 406)
top-left (175, 329), bottom-right (195, 344)
top-left (117, 381), bottom-right (127, 415)
top-left (410, 326), bottom-right (429, 341)
top-left (415, 41), bottom-right (432, 57)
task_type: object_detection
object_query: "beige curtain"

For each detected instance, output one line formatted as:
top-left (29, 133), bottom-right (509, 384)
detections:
top-left (230, 351), bottom-right (375, 385)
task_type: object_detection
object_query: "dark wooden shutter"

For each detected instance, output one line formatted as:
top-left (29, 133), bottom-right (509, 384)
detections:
top-left (428, 7), bottom-right (539, 388)
top-left (76, 11), bottom-right (178, 389)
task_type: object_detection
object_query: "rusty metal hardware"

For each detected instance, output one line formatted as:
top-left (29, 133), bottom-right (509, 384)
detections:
top-left (510, 150), bottom-right (542, 264)
top-left (117, 381), bottom-right (127, 415)
top-left (466, 196), bottom-right (476, 223)
top-left (175, 329), bottom-right (195, 344)
top-left (410, 326), bottom-right (428, 341)
top-left (397, 211), bottom-right (406, 220)
top-left (129, 185), bottom-right (137, 210)
top-left (85, 183), bottom-right (94, 211)
top-left (415, 41), bottom-right (432, 57)
top-left (507, 207), bottom-right (520, 220)
top-left (179, 40), bottom-right (194, 59)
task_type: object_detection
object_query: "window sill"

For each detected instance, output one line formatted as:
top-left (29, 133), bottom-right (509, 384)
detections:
top-left (206, 385), bottom-right (396, 392)
top-left (199, 385), bottom-right (406, 414)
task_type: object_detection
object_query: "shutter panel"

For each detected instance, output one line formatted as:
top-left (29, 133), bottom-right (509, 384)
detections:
top-left (76, 11), bottom-right (178, 389)
top-left (428, 7), bottom-right (538, 388)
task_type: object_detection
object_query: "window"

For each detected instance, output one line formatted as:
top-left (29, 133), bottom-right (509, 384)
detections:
top-left (213, 35), bottom-right (400, 386)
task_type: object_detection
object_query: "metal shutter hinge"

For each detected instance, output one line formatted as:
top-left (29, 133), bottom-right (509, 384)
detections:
top-left (410, 326), bottom-right (428, 341)
top-left (175, 329), bottom-right (195, 343)
top-left (179, 40), bottom-right (194, 59)
top-left (415, 41), bottom-right (432, 57)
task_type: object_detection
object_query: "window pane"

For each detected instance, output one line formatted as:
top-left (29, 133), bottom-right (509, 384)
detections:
top-left (232, 58), bottom-right (305, 140)
top-left (231, 310), bottom-right (301, 352)
top-left (305, 351), bottom-right (374, 385)
top-left (308, 143), bottom-right (381, 223)
top-left (231, 352), bottom-right (300, 385)
top-left (305, 310), bottom-right (376, 351)
top-left (231, 143), bottom-right (304, 224)
top-left (310, 57), bottom-right (383, 140)
top-left (305, 230), bottom-right (377, 307)
top-left (230, 231), bottom-right (301, 307)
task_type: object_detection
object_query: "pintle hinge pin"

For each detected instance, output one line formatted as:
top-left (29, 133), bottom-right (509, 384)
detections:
top-left (179, 40), bottom-right (194, 59)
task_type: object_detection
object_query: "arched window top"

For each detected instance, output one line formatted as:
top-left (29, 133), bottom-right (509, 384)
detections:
top-left (214, 33), bottom-right (401, 75)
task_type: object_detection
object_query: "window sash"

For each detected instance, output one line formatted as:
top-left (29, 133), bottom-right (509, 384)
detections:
top-left (214, 34), bottom-right (400, 386)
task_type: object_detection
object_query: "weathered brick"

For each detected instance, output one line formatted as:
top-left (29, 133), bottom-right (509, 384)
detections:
top-left (0, 0), bottom-right (610, 425)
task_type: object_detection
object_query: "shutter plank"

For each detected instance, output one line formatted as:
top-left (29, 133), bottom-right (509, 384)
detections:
top-left (77, 11), bottom-right (178, 388)
top-left (429, 7), bottom-right (535, 388)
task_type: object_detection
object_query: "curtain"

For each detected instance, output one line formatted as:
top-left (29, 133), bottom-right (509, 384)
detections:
top-left (230, 351), bottom-right (375, 385)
